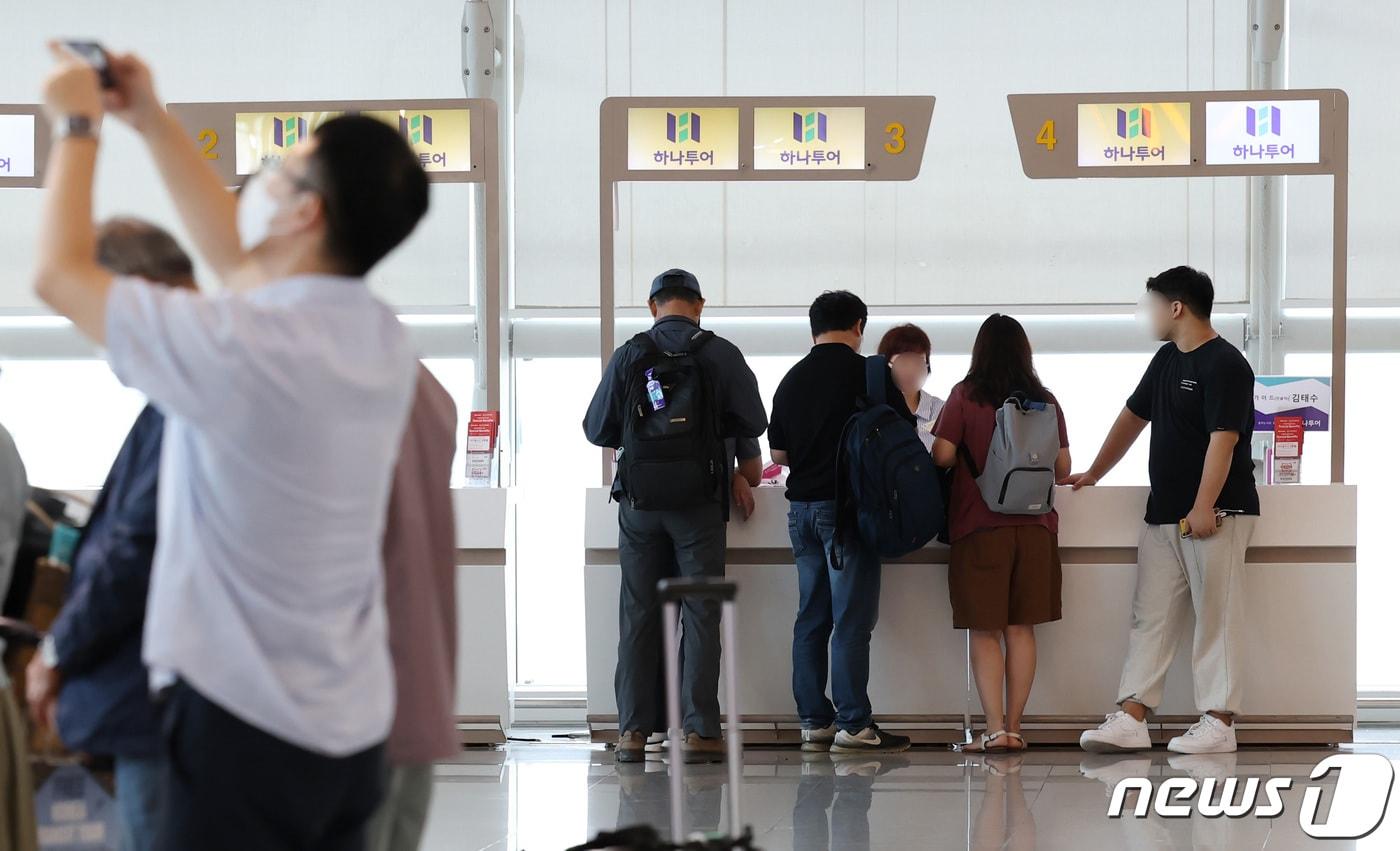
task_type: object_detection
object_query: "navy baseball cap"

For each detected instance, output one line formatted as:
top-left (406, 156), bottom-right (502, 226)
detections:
top-left (648, 268), bottom-right (703, 300)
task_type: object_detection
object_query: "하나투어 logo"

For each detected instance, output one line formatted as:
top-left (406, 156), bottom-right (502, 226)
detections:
top-left (1246, 105), bottom-right (1282, 137)
top-left (400, 114), bottom-right (434, 146)
top-left (273, 116), bottom-right (308, 148)
top-left (1116, 106), bottom-right (1151, 140)
top-left (665, 112), bottom-right (700, 144)
top-left (792, 111), bottom-right (828, 143)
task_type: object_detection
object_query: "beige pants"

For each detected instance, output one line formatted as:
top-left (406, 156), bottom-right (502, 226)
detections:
top-left (1116, 516), bottom-right (1257, 716)
top-left (1, 685), bottom-right (39, 851)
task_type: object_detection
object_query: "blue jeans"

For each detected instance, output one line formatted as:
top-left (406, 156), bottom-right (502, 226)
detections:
top-left (115, 753), bottom-right (166, 851)
top-left (787, 500), bottom-right (882, 734)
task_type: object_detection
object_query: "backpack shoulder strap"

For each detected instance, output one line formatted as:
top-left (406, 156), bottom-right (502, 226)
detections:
top-left (830, 413), bottom-right (861, 571)
top-left (864, 356), bottom-right (890, 406)
top-left (688, 329), bottom-right (716, 352)
top-left (956, 443), bottom-right (981, 479)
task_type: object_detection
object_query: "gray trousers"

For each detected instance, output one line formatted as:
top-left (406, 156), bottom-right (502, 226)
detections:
top-left (616, 501), bottom-right (727, 739)
top-left (365, 763), bottom-right (434, 851)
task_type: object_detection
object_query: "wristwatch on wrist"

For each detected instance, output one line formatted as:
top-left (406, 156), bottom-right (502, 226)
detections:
top-left (53, 114), bottom-right (99, 142)
top-left (40, 634), bottom-right (60, 669)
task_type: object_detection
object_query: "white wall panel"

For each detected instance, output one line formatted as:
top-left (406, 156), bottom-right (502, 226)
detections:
top-left (522, 0), bottom-right (1252, 310)
top-left (892, 1), bottom-right (1246, 306)
top-left (513, 0), bottom-right (610, 308)
top-left (1287, 2), bottom-right (1395, 302)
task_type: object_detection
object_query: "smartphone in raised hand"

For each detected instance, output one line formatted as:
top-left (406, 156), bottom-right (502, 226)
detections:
top-left (62, 40), bottom-right (117, 89)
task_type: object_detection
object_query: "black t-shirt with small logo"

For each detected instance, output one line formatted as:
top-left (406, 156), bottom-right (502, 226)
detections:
top-left (1126, 336), bottom-right (1260, 524)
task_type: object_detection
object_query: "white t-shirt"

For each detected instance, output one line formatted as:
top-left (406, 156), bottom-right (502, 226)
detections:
top-left (105, 274), bottom-right (418, 756)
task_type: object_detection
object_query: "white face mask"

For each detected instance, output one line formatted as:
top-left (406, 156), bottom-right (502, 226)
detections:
top-left (237, 171), bottom-right (284, 252)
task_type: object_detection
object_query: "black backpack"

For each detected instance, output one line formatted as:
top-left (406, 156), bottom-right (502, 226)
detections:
top-left (616, 330), bottom-right (725, 511)
top-left (832, 356), bottom-right (947, 566)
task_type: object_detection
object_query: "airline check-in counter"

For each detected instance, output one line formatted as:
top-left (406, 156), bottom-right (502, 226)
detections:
top-left (583, 484), bottom-right (1356, 746)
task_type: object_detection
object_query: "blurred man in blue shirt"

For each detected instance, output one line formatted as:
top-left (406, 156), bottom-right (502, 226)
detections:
top-left (26, 218), bottom-right (196, 851)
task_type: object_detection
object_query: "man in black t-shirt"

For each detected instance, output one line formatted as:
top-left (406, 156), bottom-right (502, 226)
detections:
top-left (769, 291), bottom-right (912, 755)
top-left (1064, 266), bottom-right (1259, 756)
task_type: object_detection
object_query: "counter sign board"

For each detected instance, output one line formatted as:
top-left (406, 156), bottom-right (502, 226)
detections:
top-left (0, 113), bottom-right (35, 177)
top-left (362, 108), bottom-right (471, 174)
top-left (1077, 102), bottom-right (1191, 167)
top-left (235, 110), bottom-right (341, 175)
top-left (171, 99), bottom-right (488, 186)
top-left (627, 107), bottom-right (740, 171)
top-left (1206, 99), bottom-right (1320, 165)
top-left (753, 106), bottom-right (865, 170)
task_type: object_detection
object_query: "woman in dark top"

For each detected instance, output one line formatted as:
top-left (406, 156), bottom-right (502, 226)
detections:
top-left (931, 315), bottom-right (1070, 752)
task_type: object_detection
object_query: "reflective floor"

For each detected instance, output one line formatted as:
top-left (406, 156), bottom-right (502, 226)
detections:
top-left (421, 729), bottom-right (1400, 850)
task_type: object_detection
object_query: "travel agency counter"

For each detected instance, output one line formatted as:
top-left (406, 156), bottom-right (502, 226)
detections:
top-left (583, 484), bottom-right (1356, 746)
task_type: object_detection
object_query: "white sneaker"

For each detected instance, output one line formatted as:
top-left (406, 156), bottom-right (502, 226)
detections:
top-left (644, 732), bottom-right (667, 753)
top-left (1079, 710), bottom-right (1152, 753)
top-left (1167, 751), bottom-right (1238, 779)
top-left (1079, 755), bottom-right (1154, 796)
top-left (800, 723), bottom-right (838, 752)
top-left (1167, 714), bottom-right (1237, 754)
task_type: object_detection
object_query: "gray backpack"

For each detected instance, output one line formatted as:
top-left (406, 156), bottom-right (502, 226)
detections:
top-left (959, 393), bottom-right (1060, 515)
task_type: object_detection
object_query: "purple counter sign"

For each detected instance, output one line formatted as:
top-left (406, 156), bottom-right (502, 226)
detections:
top-left (1254, 375), bottom-right (1331, 432)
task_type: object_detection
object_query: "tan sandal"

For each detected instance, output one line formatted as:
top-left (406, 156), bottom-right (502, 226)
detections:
top-left (963, 729), bottom-right (1011, 753)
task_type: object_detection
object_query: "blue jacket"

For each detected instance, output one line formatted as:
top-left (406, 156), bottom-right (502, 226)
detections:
top-left (53, 405), bottom-right (164, 758)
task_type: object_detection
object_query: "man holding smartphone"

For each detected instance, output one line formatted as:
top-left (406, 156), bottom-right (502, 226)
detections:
top-left (1064, 266), bottom-right (1259, 756)
top-left (36, 43), bottom-right (428, 848)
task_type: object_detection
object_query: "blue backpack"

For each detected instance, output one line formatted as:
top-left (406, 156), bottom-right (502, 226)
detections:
top-left (832, 356), bottom-right (947, 566)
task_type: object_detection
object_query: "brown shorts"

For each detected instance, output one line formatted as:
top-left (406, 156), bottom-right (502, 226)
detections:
top-left (948, 525), bottom-right (1063, 630)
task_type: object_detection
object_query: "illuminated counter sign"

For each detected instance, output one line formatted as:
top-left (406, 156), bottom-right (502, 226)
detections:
top-left (1077, 102), bottom-right (1190, 167)
top-left (627, 107), bottom-right (740, 170)
top-left (235, 111), bottom-right (342, 175)
top-left (753, 107), bottom-right (865, 170)
top-left (0, 114), bottom-right (36, 178)
top-left (362, 109), bottom-right (471, 173)
top-left (1206, 99), bottom-right (1320, 165)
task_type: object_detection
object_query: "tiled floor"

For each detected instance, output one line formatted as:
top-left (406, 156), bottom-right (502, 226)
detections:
top-left (421, 729), bottom-right (1400, 850)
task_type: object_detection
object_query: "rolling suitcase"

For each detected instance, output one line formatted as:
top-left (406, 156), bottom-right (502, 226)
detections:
top-left (572, 576), bottom-right (757, 851)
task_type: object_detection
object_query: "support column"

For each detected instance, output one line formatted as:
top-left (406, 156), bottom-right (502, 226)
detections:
top-left (1245, 0), bottom-right (1288, 376)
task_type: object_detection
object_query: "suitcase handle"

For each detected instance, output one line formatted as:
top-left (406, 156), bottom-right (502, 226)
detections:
top-left (660, 581), bottom-right (744, 842)
top-left (657, 576), bottom-right (736, 603)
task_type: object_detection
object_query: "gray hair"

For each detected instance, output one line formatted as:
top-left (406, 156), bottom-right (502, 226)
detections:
top-left (95, 218), bottom-right (196, 289)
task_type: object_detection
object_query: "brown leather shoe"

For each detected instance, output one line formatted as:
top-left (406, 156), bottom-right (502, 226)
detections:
top-left (615, 730), bottom-right (647, 764)
top-left (682, 732), bottom-right (726, 764)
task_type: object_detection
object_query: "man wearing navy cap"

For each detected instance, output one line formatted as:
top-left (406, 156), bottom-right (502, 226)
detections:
top-left (584, 268), bottom-right (767, 764)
